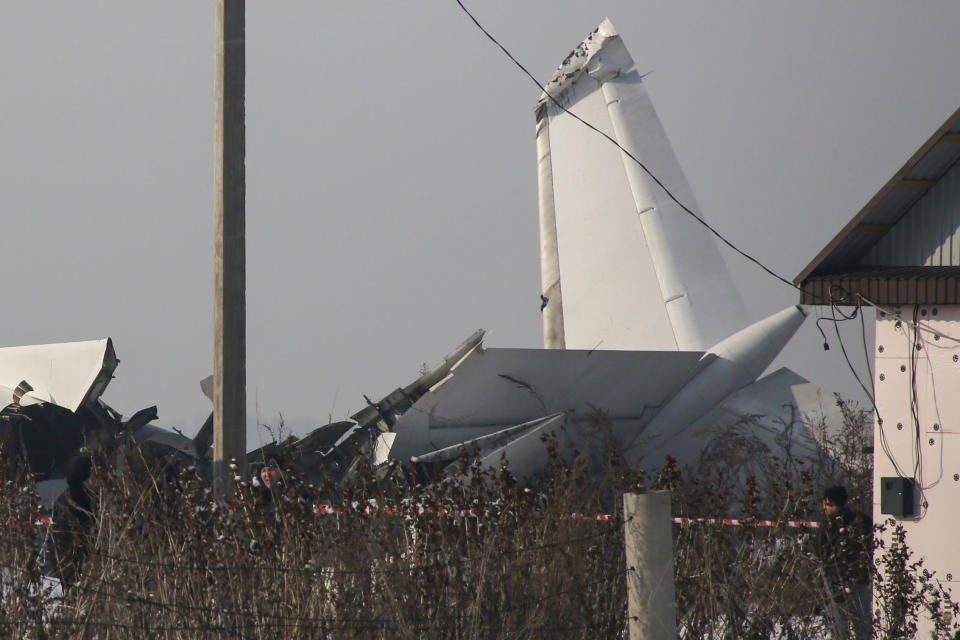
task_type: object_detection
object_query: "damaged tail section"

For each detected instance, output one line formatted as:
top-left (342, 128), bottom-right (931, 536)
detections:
top-left (536, 19), bottom-right (746, 352)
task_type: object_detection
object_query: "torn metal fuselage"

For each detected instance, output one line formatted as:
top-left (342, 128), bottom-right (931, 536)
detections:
top-left (247, 330), bottom-right (487, 486)
top-left (303, 316), bottom-right (819, 485)
top-left (0, 339), bottom-right (198, 502)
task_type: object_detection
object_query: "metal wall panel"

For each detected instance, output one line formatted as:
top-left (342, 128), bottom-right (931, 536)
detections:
top-left (867, 188), bottom-right (926, 226)
top-left (864, 161), bottom-right (960, 266)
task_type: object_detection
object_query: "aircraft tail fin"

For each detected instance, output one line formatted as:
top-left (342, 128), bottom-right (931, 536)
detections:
top-left (537, 19), bottom-right (746, 352)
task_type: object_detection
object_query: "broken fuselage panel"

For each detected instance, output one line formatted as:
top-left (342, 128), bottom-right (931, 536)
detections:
top-left (0, 339), bottom-right (198, 499)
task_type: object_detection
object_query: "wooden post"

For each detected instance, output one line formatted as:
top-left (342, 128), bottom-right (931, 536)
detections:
top-left (213, 0), bottom-right (246, 496)
top-left (623, 492), bottom-right (678, 640)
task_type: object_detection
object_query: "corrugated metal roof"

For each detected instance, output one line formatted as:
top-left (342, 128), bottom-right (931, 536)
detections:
top-left (815, 233), bottom-right (880, 273)
top-left (795, 106), bottom-right (960, 287)
top-left (862, 167), bottom-right (960, 267)
top-left (866, 186), bottom-right (929, 225)
top-left (906, 140), bottom-right (960, 180)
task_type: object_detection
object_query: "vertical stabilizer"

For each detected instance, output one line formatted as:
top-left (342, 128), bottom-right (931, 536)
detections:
top-left (535, 19), bottom-right (746, 352)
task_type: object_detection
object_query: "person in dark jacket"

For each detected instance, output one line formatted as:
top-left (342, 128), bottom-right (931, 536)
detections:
top-left (48, 452), bottom-right (98, 589)
top-left (250, 461), bottom-right (284, 519)
top-left (817, 485), bottom-right (873, 640)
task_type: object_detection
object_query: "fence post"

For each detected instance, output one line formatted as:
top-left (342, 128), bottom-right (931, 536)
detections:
top-left (623, 491), bottom-right (678, 640)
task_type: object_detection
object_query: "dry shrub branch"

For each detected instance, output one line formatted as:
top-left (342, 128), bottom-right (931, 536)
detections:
top-left (0, 397), bottom-right (954, 639)
top-left (4, 443), bottom-right (630, 639)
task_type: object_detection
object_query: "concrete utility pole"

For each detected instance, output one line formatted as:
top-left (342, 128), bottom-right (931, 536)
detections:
top-left (623, 492), bottom-right (678, 640)
top-left (213, 0), bottom-right (246, 495)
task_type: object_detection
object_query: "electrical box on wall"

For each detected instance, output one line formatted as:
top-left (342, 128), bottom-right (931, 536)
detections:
top-left (880, 477), bottom-right (915, 517)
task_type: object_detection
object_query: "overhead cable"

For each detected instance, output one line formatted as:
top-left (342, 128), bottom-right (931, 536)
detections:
top-left (453, 0), bottom-right (805, 297)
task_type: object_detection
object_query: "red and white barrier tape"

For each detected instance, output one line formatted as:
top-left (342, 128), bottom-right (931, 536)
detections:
top-left (34, 511), bottom-right (819, 528)
top-left (318, 505), bottom-right (619, 520)
top-left (312, 506), bottom-right (819, 527)
top-left (671, 517), bottom-right (820, 529)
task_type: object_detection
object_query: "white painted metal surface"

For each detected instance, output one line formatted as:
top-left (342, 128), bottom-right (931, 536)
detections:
top-left (471, 413), bottom-right (568, 479)
top-left (411, 413), bottom-right (564, 467)
top-left (273, 20), bottom-right (834, 483)
top-left (0, 338), bottom-right (117, 411)
top-left (389, 347), bottom-right (706, 463)
top-left (622, 305), bottom-right (808, 463)
top-left (873, 304), bottom-right (960, 637)
top-left (630, 367), bottom-right (828, 472)
top-left (391, 306), bottom-right (809, 472)
top-left (371, 432), bottom-right (396, 467)
top-left (536, 111), bottom-right (564, 349)
top-left (689, 367), bottom-right (827, 457)
top-left (535, 19), bottom-right (746, 352)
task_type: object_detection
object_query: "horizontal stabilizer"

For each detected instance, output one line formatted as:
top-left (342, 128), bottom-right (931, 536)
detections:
top-left (410, 413), bottom-right (566, 466)
top-left (471, 413), bottom-right (568, 479)
top-left (638, 367), bottom-right (826, 469)
top-left (389, 346), bottom-right (707, 462)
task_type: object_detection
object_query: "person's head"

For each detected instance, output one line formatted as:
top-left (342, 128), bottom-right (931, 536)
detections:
top-left (822, 485), bottom-right (847, 516)
top-left (259, 464), bottom-right (282, 490)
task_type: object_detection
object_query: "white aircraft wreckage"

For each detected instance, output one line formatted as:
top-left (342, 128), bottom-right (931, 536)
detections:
top-left (374, 18), bottom-right (831, 479)
top-left (1, 19), bottom-right (834, 489)
top-left (240, 18), bottom-right (832, 481)
top-left (0, 338), bottom-right (195, 501)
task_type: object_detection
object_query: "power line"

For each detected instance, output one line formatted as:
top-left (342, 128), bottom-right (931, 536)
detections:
top-left (856, 295), bottom-right (959, 492)
top-left (858, 295), bottom-right (960, 344)
top-left (453, 0), bottom-right (807, 298)
top-left (808, 290), bottom-right (920, 484)
top-left (825, 295), bottom-right (875, 409)
top-left (453, 0), bottom-right (918, 446)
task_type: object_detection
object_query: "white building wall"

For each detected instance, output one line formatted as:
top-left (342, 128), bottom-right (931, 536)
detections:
top-left (873, 304), bottom-right (960, 635)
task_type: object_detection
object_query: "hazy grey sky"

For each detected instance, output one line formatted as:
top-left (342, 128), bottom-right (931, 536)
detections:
top-left (3, 2), bottom-right (959, 445)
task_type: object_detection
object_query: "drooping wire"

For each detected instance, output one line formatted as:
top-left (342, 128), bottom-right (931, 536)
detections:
top-left (916, 323), bottom-right (945, 491)
top-left (826, 289), bottom-right (876, 410)
top-left (855, 294), bottom-right (960, 492)
top-left (857, 299), bottom-right (875, 398)
top-left (815, 316), bottom-right (832, 351)
top-left (909, 304), bottom-right (922, 482)
top-left (817, 287), bottom-right (918, 481)
top-left (833, 297), bottom-right (942, 495)
top-left (451, 0), bottom-right (955, 498)
top-left (858, 295), bottom-right (960, 345)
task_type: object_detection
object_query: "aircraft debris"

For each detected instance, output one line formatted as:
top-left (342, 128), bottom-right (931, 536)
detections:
top-left (0, 339), bottom-right (196, 502)
top-left (1, 20), bottom-right (841, 494)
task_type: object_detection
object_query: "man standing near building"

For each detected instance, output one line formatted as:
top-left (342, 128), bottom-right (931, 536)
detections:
top-left (818, 485), bottom-right (873, 640)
